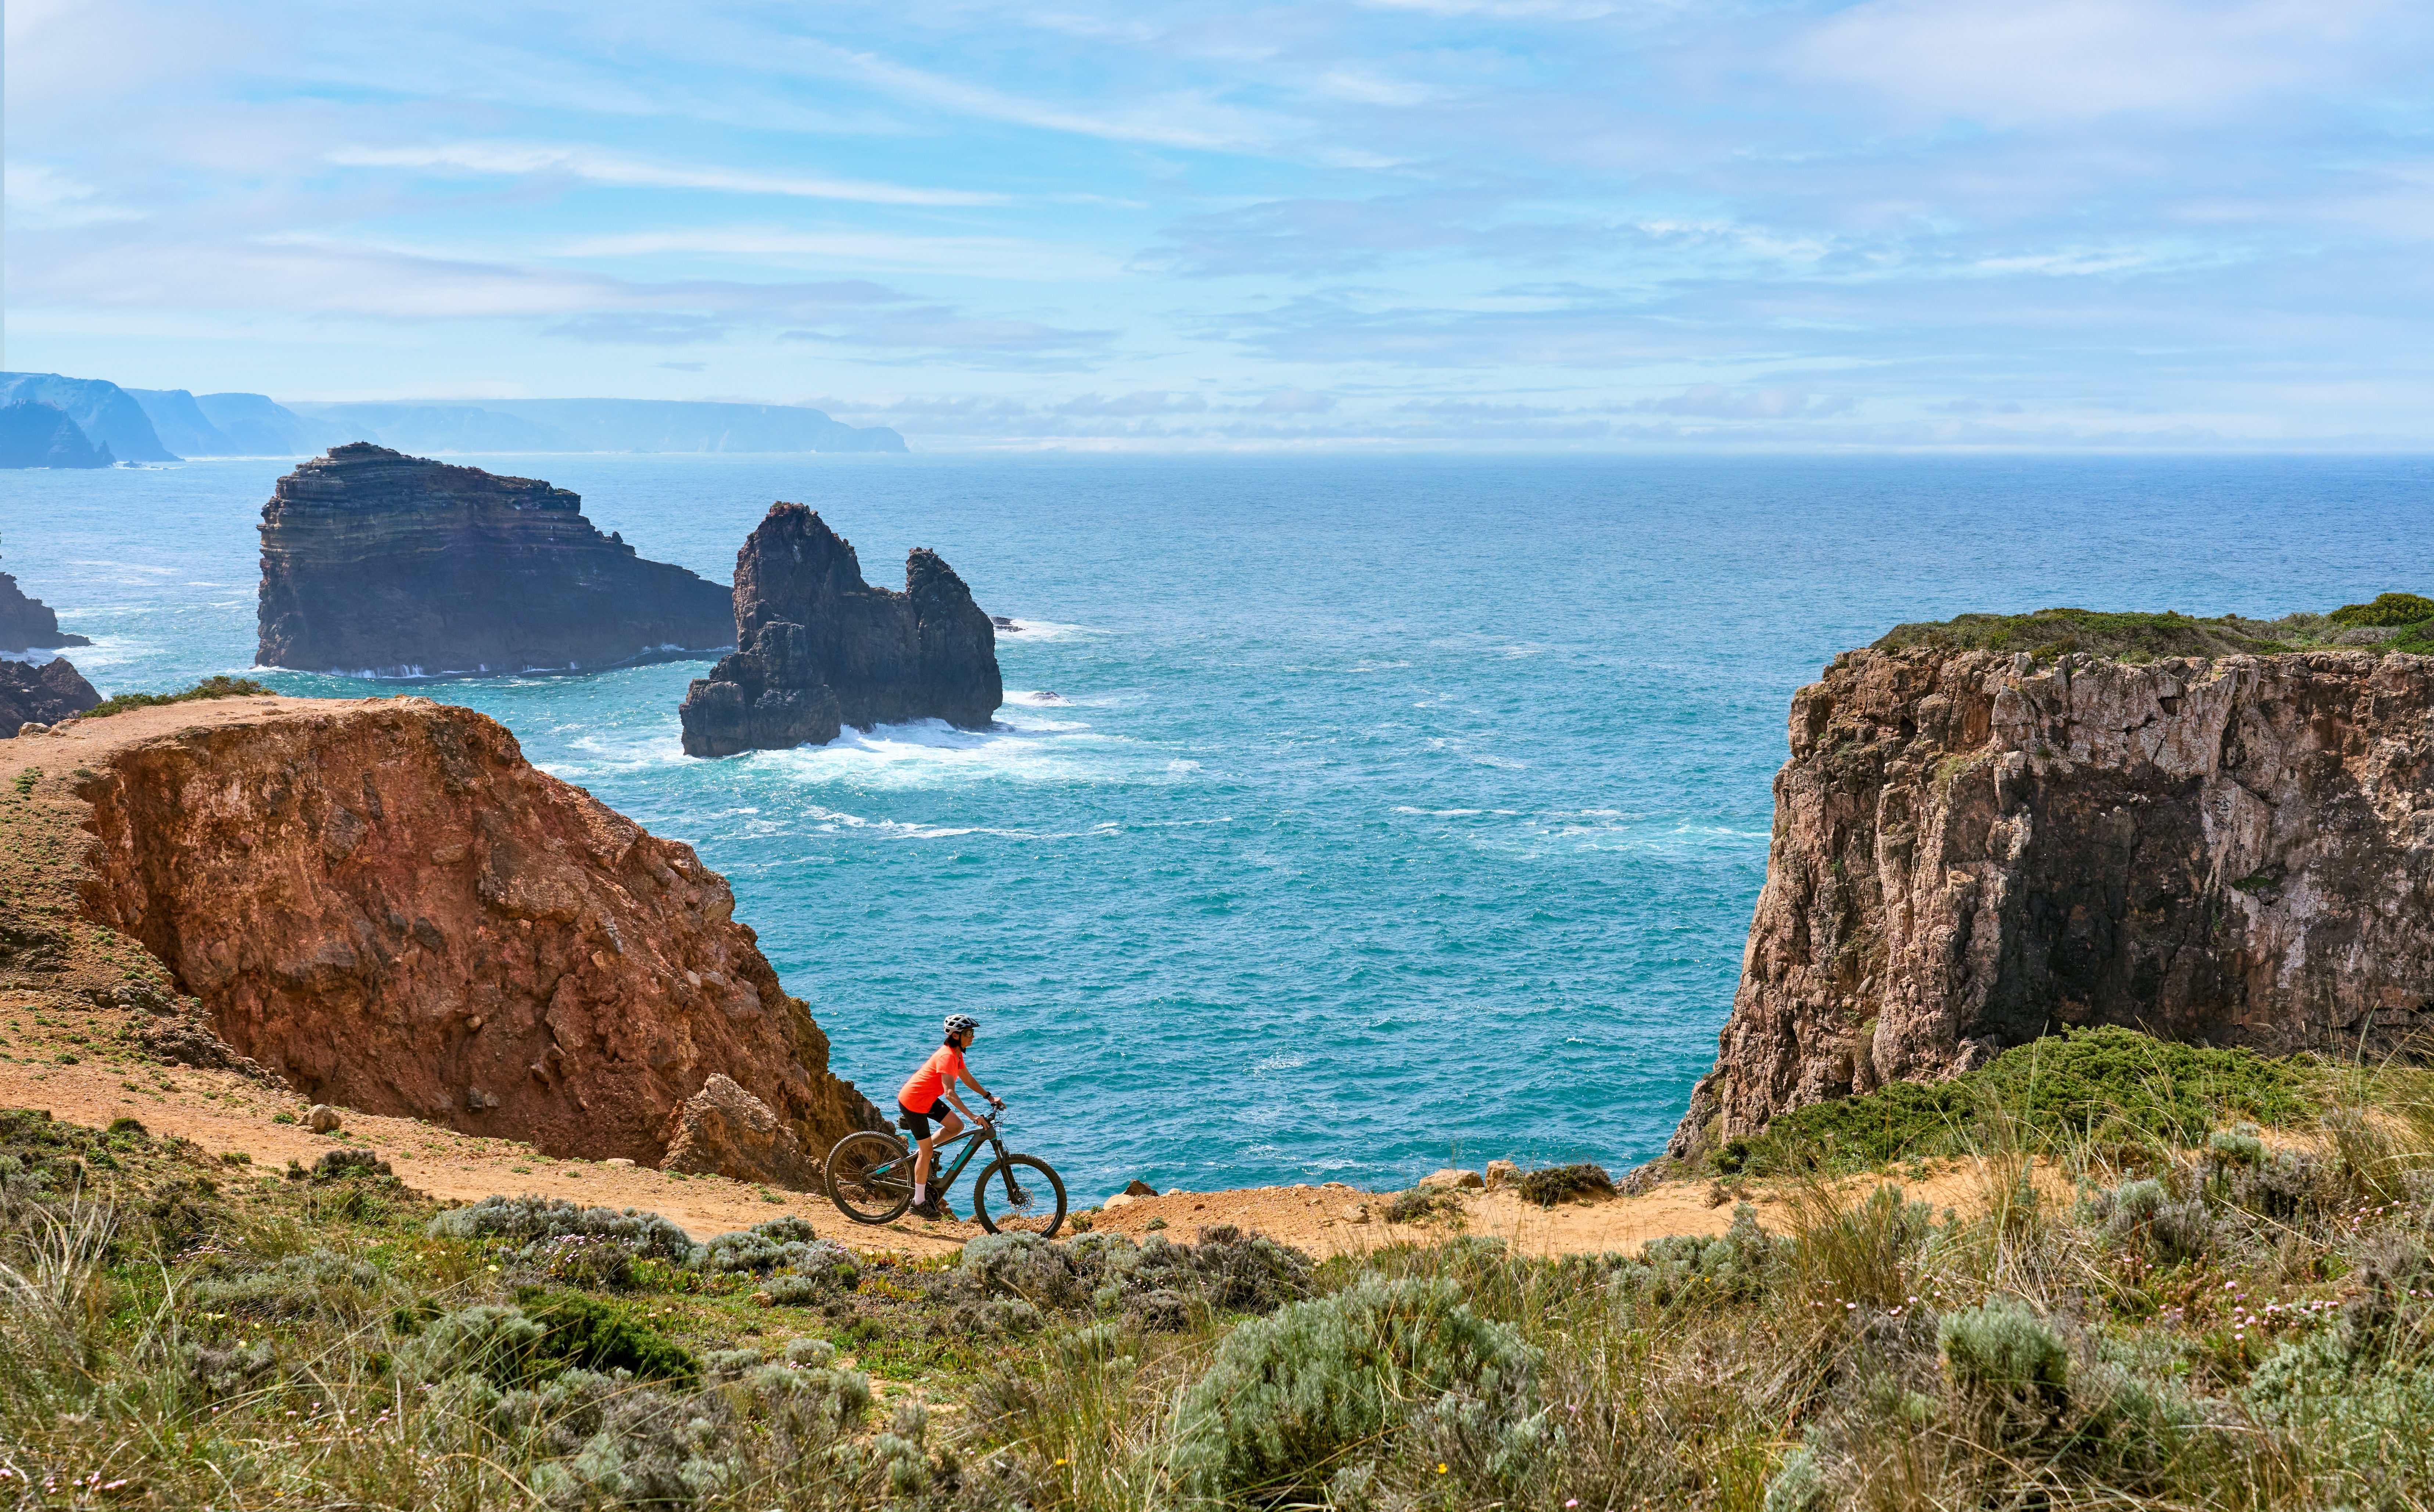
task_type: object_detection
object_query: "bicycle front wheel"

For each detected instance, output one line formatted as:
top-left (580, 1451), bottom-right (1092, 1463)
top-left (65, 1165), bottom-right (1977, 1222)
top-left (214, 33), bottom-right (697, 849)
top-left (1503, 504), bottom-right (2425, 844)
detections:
top-left (972, 1154), bottom-right (1067, 1239)
top-left (826, 1130), bottom-right (914, 1224)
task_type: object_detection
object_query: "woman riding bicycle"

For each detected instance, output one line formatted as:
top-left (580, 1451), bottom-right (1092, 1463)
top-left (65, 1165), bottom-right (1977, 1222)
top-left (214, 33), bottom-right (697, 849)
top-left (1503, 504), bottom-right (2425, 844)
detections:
top-left (898, 1014), bottom-right (1002, 1219)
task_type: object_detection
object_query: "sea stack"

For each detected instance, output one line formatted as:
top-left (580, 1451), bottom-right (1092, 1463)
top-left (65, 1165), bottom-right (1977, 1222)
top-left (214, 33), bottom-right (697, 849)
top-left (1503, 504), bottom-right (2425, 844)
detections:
top-left (256, 443), bottom-right (734, 677)
top-left (1, 559), bottom-right (93, 652)
top-left (678, 503), bottom-right (1001, 757)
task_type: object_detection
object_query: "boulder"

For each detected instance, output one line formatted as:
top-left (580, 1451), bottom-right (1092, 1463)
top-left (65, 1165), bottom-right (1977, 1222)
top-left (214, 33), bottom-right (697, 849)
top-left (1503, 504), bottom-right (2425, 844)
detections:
top-left (1483, 1159), bottom-right (1520, 1189)
top-left (0, 658), bottom-right (98, 736)
top-left (1418, 1168), bottom-right (1484, 1190)
top-left (660, 1073), bottom-right (820, 1188)
top-left (1123, 1178), bottom-right (1157, 1196)
top-left (306, 1104), bottom-right (342, 1133)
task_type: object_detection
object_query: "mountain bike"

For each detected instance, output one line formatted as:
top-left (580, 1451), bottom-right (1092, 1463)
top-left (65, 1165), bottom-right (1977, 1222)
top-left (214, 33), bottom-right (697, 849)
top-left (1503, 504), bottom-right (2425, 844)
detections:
top-left (825, 1109), bottom-right (1067, 1238)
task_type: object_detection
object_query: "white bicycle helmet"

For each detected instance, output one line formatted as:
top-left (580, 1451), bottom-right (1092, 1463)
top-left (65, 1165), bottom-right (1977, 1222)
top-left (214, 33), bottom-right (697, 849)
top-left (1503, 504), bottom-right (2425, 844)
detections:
top-left (944, 1014), bottom-right (980, 1036)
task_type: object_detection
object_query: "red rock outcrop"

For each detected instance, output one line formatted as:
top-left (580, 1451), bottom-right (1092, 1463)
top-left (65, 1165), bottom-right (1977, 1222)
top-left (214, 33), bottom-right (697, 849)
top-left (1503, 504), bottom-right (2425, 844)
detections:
top-left (679, 504), bottom-right (1000, 757)
top-left (1672, 647), bottom-right (2434, 1157)
top-left (257, 443), bottom-right (733, 677)
top-left (57, 695), bottom-right (884, 1175)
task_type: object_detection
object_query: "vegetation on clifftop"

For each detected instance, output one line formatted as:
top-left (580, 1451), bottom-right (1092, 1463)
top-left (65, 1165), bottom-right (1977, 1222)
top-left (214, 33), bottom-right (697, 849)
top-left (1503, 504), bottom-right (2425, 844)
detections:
top-left (18, 1041), bottom-right (2434, 1507)
top-left (1716, 1026), bottom-right (2324, 1178)
top-left (83, 673), bottom-right (274, 719)
top-left (1873, 591), bottom-right (2434, 663)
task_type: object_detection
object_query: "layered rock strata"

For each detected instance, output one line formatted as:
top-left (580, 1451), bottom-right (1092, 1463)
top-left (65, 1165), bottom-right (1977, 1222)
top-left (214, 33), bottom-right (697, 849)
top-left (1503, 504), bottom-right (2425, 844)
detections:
top-left (1672, 648), bottom-right (2434, 1156)
top-left (679, 503), bottom-right (1000, 757)
top-left (2, 563), bottom-right (93, 651)
top-left (257, 443), bottom-right (734, 676)
top-left (1, 658), bottom-right (100, 734)
top-left (49, 695), bottom-right (884, 1176)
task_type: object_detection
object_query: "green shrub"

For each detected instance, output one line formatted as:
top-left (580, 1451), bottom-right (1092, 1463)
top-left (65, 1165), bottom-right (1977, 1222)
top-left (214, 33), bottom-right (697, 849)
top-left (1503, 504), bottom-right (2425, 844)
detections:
top-left (948, 1225), bottom-right (1314, 1328)
top-left (692, 1215), bottom-right (832, 1274)
top-left (395, 1295), bottom-right (695, 1388)
top-left (1761, 1444), bottom-right (1826, 1512)
top-left (1737, 1026), bottom-right (2319, 1173)
top-left (2329, 592), bottom-right (2434, 628)
top-left (1382, 1187), bottom-right (1461, 1224)
top-left (2085, 1176), bottom-right (2215, 1264)
top-left (1618, 1202), bottom-right (1784, 1306)
top-left (1793, 1183), bottom-right (1934, 1308)
top-left (84, 676), bottom-right (274, 719)
top-left (1940, 1297), bottom-right (2069, 1412)
top-left (186, 1248), bottom-right (396, 1323)
top-left (1171, 1273), bottom-right (1539, 1501)
top-left (528, 1233), bottom-right (638, 1290)
top-left (427, 1194), bottom-right (692, 1262)
top-left (394, 1303), bottom-right (549, 1387)
top-left (1516, 1163), bottom-right (1615, 1207)
top-left (1871, 608), bottom-right (2300, 662)
top-left (307, 1147), bottom-right (390, 1182)
top-left (521, 1291), bottom-right (697, 1385)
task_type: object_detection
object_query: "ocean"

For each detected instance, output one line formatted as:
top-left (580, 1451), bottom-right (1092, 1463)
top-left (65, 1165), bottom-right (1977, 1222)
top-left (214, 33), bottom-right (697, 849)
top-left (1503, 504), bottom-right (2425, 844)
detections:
top-left (6, 452), bottom-right (2429, 1199)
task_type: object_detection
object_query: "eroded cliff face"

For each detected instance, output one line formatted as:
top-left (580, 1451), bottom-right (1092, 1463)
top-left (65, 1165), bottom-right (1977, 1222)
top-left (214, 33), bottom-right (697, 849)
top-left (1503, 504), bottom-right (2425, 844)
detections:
top-left (679, 503), bottom-right (1000, 757)
top-left (1672, 648), bottom-right (2434, 1156)
top-left (257, 443), bottom-right (733, 676)
top-left (62, 695), bottom-right (884, 1174)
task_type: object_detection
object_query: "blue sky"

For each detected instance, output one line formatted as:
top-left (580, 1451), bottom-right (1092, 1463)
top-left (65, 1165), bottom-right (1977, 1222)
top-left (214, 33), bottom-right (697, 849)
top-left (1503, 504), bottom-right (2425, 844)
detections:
top-left (7, 0), bottom-right (2432, 449)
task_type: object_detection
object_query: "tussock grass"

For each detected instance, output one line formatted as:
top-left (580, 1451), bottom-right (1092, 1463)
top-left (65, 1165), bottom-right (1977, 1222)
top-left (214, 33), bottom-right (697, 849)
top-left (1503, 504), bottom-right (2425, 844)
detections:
top-left (19, 1041), bottom-right (2434, 1509)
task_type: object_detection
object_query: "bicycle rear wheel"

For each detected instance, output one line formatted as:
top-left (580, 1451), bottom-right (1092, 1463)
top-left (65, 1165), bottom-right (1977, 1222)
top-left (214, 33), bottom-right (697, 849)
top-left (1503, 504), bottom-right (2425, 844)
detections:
top-left (972, 1154), bottom-right (1066, 1239)
top-left (826, 1130), bottom-right (914, 1224)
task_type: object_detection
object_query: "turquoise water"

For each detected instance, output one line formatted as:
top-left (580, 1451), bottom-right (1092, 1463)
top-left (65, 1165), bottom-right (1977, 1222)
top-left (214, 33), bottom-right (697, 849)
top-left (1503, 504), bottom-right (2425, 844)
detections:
top-left (6, 453), bottom-right (2430, 1198)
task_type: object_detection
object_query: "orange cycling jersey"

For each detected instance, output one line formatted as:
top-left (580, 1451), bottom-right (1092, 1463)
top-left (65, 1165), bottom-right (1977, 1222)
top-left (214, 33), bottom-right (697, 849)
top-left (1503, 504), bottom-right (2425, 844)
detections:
top-left (898, 1045), bottom-right (966, 1109)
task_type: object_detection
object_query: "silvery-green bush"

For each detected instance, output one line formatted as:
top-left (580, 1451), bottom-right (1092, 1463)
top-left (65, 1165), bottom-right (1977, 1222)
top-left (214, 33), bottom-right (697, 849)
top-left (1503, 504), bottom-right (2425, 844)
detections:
top-left (428, 1195), bottom-right (692, 1263)
top-left (1171, 1272), bottom-right (1540, 1502)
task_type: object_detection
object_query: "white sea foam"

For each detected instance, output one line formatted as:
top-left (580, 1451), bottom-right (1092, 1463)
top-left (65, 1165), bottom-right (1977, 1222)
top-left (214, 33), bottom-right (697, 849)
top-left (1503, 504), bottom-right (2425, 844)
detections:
top-left (993, 617), bottom-right (1095, 641)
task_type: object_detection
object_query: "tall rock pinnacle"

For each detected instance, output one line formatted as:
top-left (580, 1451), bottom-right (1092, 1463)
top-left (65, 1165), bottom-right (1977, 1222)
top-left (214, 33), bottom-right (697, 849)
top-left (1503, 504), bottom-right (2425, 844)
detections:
top-left (679, 503), bottom-right (1001, 757)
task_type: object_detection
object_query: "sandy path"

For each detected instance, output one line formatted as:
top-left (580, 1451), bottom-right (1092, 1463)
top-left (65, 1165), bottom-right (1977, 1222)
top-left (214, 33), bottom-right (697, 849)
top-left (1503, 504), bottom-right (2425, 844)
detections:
top-left (2, 993), bottom-right (2032, 1263)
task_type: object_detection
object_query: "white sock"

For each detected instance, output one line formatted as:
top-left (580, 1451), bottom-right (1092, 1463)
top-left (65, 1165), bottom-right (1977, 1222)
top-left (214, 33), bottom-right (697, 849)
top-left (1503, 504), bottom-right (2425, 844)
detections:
top-left (914, 1184), bottom-right (926, 1204)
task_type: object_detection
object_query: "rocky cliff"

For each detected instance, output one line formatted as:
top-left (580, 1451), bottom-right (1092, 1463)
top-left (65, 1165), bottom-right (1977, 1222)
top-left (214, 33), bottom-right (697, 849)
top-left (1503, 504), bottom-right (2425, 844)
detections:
top-left (1672, 646), bottom-right (2434, 1157)
top-left (37, 695), bottom-right (884, 1176)
top-left (679, 504), bottom-right (1000, 757)
top-left (1, 658), bottom-right (100, 734)
top-left (256, 444), bottom-right (734, 676)
top-left (0, 400), bottom-right (115, 469)
top-left (1, 562), bottom-right (93, 651)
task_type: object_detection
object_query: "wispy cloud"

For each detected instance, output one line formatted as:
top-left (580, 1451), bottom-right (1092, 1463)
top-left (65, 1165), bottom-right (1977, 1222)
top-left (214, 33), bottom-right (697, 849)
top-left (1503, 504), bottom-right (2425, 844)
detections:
top-left (8, 0), bottom-right (2433, 443)
top-left (327, 142), bottom-right (1006, 207)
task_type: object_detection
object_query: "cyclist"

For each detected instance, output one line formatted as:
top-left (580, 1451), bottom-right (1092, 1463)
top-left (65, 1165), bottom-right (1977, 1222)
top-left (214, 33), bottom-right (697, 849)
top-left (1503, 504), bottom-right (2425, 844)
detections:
top-left (897, 1013), bottom-right (1002, 1218)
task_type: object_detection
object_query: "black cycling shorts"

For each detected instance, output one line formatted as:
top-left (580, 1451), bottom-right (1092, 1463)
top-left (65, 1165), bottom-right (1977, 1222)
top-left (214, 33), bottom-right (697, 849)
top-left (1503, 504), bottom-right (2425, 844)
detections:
top-left (898, 1098), bottom-right (952, 1140)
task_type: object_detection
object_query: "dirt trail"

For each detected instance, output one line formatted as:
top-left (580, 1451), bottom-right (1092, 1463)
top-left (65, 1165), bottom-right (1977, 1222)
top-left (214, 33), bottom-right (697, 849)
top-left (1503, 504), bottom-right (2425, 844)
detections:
top-left (0, 1019), bottom-right (2032, 1261)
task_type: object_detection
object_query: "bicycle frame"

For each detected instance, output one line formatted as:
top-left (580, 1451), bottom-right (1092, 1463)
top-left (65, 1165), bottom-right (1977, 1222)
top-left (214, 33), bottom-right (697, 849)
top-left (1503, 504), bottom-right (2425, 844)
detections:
top-left (879, 1115), bottom-right (1005, 1195)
